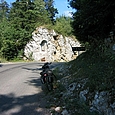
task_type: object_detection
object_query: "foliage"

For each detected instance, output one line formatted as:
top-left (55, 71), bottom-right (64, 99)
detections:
top-left (0, 0), bottom-right (52, 60)
top-left (47, 53), bottom-right (107, 114)
top-left (0, 0), bottom-right (73, 61)
top-left (44, 0), bottom-right (58, 24)
top-left (69, 0), bottom-right (115, 45)
top-left (47, 48), bottom-right (115, 115)
top-left (68, 49), bottom-right (115, 93)
top-left (0, 0), bottom-right (9, 19)
top-left (53, 16), bottom-right (73, 36)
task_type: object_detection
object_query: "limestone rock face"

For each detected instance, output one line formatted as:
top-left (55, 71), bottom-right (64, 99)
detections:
top-left (24, 27), bottom-right (81, 62)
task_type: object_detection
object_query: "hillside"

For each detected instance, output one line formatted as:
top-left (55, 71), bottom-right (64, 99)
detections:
top-left (46, 50), bottom-right (115, 115)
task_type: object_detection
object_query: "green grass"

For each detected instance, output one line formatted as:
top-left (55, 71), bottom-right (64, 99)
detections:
top-left (0, 56), bottom-right (33, 63)
top-left (0, 57), bottom-right (8, 63)
top-left (68, 50), bottom-right (115, 92)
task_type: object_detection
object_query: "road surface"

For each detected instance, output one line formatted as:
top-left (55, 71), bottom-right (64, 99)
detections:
top-left (0, 62), bottom-right (51, 115)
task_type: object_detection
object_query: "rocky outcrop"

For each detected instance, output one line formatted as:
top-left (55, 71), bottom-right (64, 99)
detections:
top-left (66, 80), bottom-right (115, 115)
top-left (24, 27), bottom-right (81, 62)
top-left (68, 82), bottom-right (115, 115)
top-left (47, 64), bottom-right (115, 115)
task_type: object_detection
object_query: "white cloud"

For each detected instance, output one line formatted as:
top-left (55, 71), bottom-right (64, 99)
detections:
top-left (64, 11), bottom-right (73, 17)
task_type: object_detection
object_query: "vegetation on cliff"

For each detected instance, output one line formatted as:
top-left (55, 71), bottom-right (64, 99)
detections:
top-left (47, 48), bottom-right (115, 115)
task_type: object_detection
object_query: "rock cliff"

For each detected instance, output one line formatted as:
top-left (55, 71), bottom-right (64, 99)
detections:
top-left (24, 27), bottom-right (81, 62)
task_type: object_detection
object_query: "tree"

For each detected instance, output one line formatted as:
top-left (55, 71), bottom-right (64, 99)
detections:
top-left (44, 0), bottom-right (58, 24)
top-left (0, 0), bottom-right (10, 56)
top-left (5, 0), bottom-right (51, 59)
top-left (0, 0), bottom-right (58, 60)
top-left (33, 0), bottom-right (51, 25)
top-left (0, 0), bottom-right (9, 19)
top-left (69, 0), bottom-right (115, 46)
top-left (54, 16), bottom-right (73, 36)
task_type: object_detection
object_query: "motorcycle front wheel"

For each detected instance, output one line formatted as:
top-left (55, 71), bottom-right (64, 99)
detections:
top-left (46, 83), bottom-right (53, 91)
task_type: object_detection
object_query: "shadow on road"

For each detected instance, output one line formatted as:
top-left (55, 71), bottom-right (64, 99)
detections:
top-left (22, 62), bottom-right (66, 89)
top-left (0, 62), bottom-right (66, 115)
top-left (0, 63), bottom-right (52, 115)
top-left (22, 63), bottom-right (44, 73)
top-left (25, 76), bottom-right (41, 88)
top-left (0, 92), bottom-right (50, 115)
top-left (22, 67), bottom-right (41, 71)
top-left (22, 66), bottom-right (43, 88)
top-left (0, 64), bottom-right (3, 67)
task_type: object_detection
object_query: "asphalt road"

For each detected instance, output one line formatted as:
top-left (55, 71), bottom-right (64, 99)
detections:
top-left (0, 62), bottom-right (51, 115)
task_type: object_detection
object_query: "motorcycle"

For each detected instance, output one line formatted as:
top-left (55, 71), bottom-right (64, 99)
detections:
top-left (40, 63), bottom-right (56, 91)
top-left (42, 62), bottom-right (52, 70)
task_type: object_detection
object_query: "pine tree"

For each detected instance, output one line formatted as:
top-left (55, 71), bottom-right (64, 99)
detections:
top-left (44, 0), bottom-right (58, 24)
top-left (0, 0), bottom-right (10, 58)
top-left (5, 0), bottom-right (51, 59)
top-left (69, 0), bottom-right (115, 45)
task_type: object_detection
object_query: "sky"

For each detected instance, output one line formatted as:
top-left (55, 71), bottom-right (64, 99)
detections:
top-left (6, 0), bottom-right (75, 17)
top-left (54, 0), bottom-right (74, 17)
